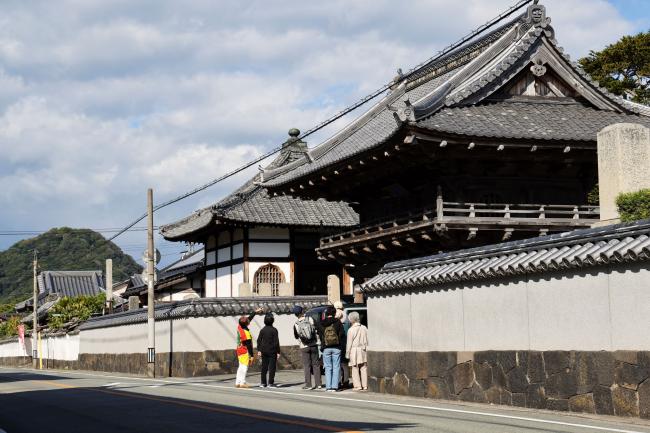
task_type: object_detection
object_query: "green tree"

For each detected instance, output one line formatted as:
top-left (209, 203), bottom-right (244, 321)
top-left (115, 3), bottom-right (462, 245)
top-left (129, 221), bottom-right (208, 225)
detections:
top-left (0, 315), bottom-right (24, 338)
top-left (0, 228), bottom-right (142, 303)
top-left (47, 294), bottom-right (106, 329)
top-left (616, 189), bottom-right (650, 222)
top-left (579, 31), bottom-right (650, 104)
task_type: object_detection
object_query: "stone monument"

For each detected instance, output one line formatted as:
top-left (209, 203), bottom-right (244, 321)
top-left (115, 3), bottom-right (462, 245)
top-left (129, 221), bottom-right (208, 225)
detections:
top-left (597, 123), bottom-right (650, 223)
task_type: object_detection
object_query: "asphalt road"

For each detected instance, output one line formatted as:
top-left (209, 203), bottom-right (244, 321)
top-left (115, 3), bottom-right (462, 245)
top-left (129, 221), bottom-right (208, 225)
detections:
top-left (2, 367), bottom-right (650, 433)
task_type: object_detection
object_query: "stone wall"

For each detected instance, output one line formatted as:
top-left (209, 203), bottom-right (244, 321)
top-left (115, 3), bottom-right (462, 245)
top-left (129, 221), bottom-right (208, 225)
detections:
top-left (368, 350), bottom-right (650, 419)
top-left (77, 345), bottom-right (302, 377)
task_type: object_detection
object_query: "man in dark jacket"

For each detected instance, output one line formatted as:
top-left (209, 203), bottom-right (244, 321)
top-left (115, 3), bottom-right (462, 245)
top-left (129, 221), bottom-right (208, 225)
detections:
top-left (318, 305), bottom-right (344, 392)
top-left (257, 313), bottom-right (280, 387)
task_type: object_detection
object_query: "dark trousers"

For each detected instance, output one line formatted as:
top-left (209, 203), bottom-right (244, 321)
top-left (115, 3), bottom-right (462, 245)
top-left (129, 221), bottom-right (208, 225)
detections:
top-left (301, 346), bottom-right (321, 387)
top-left (260, 354), bottom-right (277, 385)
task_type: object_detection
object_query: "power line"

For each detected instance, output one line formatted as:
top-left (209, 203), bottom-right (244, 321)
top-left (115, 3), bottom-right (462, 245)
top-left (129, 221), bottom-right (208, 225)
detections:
top-left (0, 227), bottom-right (158, 236)
top-left (105, 0), bottom-right (534, 244)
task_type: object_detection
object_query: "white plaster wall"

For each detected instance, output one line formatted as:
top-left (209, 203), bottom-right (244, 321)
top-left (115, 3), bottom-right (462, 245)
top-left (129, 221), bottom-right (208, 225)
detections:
top-left (206, 251), bottom-right (216, 266)
top-left (0, 338), bottom-right (30, 357)
top-left (42, 334), bottom-right (80, 361)
top-left (367, 293), bottom-right (411, 352)
top-left (411, 287), bottom-right (465, 351)
top-left (232, 243), bottom-right (244, 260)
top-left (527, 271), bottom-right (612, 350)
top-left (78, 313), bottom-right (299, 355)
top-left (205, 269), bottom-right (217, 297)
top-left (249, 242), bottom-right (290, 258)
top-left (608, 264), bottom-right (650, 349)
top-left (216, 266), bottom-right (232, 297)
top-left (231, 264), bottom-right (244, 297)
top-left (369, 262), bottom-right (650, 352)
top-left (463, 279), bottom-right (530, 351)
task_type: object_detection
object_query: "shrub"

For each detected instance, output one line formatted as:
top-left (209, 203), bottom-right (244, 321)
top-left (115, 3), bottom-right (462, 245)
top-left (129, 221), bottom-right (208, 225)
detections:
top-left (616, 189), bottom-right (650, 222)
top-left (0, 315), bottom-right (24, 338)
top-left (47, 293), bottom-right (105, 329)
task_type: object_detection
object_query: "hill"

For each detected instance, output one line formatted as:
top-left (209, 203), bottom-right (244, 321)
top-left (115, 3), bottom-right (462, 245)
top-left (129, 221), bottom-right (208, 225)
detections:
top-left (0, 228), bottom-right (143, 304)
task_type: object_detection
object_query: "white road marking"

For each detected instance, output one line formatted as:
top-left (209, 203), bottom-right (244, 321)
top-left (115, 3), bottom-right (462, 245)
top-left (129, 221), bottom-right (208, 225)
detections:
top-left (103, 382), bottom-right (121, 387)
top-left (2, 367), bottom-right (648, 433)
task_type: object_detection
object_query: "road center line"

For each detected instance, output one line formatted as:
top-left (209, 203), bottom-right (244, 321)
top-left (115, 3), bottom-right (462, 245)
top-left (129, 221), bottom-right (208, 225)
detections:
top-left (6, 367), bottom-right (649, 433)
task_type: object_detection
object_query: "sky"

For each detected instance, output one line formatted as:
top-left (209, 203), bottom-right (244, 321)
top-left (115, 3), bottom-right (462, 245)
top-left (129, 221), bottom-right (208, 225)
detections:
top-left (0, 0), bottom-right (648, 269)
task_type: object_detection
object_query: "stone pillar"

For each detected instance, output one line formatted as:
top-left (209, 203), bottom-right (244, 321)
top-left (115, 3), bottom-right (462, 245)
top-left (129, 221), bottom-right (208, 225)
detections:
top-left (128, 296), bottom-right (140, 310)
top-left (238, 282), bottom-right (252, 297)
top-left (353, 285), bottom-right (364, 304)
top-left (277, 282), bottom-right (293, 297)
top-left (327, 274), bottom-right (340, 303)
top-left (258, 283), bottom-right (272, 297)
top-left (597, 123), bottom-right (650, 222)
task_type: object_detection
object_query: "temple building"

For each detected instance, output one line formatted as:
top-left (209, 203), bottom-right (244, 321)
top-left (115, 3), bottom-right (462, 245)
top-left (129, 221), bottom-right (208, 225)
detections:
top-left (260, 3), bottom-right (650, 281)
top-left (160, 130), bottom-right (359, 297)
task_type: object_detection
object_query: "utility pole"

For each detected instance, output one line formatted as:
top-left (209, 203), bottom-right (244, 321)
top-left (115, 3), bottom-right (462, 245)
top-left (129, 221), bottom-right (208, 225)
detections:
top-left (146, 188), bottom-right (156, 378)
top-left (32, 250), bottom-right (38, 369)
top-left (105, 259), bottom-right (113, 314)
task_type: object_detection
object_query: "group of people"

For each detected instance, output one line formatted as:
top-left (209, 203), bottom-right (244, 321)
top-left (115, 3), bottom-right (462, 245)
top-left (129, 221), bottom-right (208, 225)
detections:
top-left (294, 303), bottom-right (369, 392)
top-left (234, 302), bottom-right (369, 392)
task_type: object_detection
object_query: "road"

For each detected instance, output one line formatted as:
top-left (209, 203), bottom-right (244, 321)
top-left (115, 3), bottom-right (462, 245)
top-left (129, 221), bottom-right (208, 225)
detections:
top-left (1, 367), bottom-right (650, 433)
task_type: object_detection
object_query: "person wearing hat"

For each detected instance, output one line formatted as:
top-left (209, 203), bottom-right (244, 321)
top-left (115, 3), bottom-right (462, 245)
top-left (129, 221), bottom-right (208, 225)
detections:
top-left (257, 312), bottom-right (281, 387)
top-left (235, 307), bottom-right (264, 388)
top-left (292, 305), bottom-right (321, 390)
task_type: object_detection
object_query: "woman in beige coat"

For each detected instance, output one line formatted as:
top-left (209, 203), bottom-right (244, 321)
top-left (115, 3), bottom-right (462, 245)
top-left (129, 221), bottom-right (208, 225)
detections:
top-left (345, 312), bottom-right (368, 391)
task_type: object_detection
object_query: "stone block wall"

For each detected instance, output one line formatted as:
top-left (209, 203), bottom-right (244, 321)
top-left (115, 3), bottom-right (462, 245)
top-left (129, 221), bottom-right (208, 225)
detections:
top-left (77, 345), bottom-right (302, 378)
top-left (368, 350), bottom-right (650, 419)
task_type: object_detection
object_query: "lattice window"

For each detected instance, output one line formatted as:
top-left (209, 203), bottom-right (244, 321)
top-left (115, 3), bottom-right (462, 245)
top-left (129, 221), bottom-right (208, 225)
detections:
top-left (253, 264), bottom-right (285, 296)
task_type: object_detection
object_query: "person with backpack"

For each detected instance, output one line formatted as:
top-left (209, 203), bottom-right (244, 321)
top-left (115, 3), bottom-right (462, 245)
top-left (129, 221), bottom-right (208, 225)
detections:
top-left (318, 305), bottom-right (344, 392)
top-left (292, 305), bottom-right (321, 390)
top-left (257, 313), bottom-right (281, 388)
top-left (235, 307), bottom-right (264, 388)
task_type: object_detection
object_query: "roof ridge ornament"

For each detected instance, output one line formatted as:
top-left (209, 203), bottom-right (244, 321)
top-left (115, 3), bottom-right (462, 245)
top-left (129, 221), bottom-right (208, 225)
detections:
top-left (395, 97), bottom-right (415, 123)
top-left (530, 56), bottom-right (547, 77)
top-left (524, 2), bottom-right (555, 41)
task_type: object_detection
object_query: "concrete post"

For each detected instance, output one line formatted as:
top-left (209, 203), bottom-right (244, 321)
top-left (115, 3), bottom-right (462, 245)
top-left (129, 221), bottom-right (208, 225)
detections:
top-left (597, 123), bottom-right (650, 223)
top-left (277, 282), bottom-right (292, 297)
top-left (258, 283), bottom-right (272, 297)
top-left (238, 283), bottom-right (252, 297)
top-left (327, 274), bottom-right (341, 303)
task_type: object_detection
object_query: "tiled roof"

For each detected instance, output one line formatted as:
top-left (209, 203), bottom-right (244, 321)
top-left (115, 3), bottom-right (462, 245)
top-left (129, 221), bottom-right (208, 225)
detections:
top-left (38, 271), bottom-right (105, 298)
top-left (160, 134), bottom-right (359, 241)
top-left (417, 99), bottom-right (650, 141)
top-left (122, 249), bottom-right (205, 298)
top-left (260, 4), bottom-right (649, 189)
top-left (361, 219), bottom-right (650, 293)
top-left (79, 296), bottom-right (328, 330)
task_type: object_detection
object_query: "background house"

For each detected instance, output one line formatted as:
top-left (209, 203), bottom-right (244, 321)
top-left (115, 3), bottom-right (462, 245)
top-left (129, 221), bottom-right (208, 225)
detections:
top-left (161, 129), bottom-right (359, 298)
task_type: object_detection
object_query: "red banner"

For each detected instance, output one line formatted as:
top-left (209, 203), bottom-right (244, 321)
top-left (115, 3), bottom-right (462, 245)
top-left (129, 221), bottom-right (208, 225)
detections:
top-left (18, 324), bottom-right (25, 350)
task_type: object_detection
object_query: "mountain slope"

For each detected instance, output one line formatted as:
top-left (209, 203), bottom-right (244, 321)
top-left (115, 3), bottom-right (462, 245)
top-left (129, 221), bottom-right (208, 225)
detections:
top-left (0, 228), bottom-right (143, 303)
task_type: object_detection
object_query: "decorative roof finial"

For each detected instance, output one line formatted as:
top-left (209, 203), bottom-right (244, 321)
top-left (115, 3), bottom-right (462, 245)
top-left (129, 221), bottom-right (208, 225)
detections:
top-left (524, 2), bottom-right (554, 40)
top-left (288, 127), bottom-right (300, 138)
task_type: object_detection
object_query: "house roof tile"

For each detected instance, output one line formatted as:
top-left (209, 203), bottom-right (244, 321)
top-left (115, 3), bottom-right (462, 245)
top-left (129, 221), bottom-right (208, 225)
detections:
top-left (361, 219), bottom-right (650, 293)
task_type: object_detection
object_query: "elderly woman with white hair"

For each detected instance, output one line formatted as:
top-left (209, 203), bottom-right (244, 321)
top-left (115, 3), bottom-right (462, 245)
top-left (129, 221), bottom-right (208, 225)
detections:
top-left (345, 311), bottom-right (369, 391)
